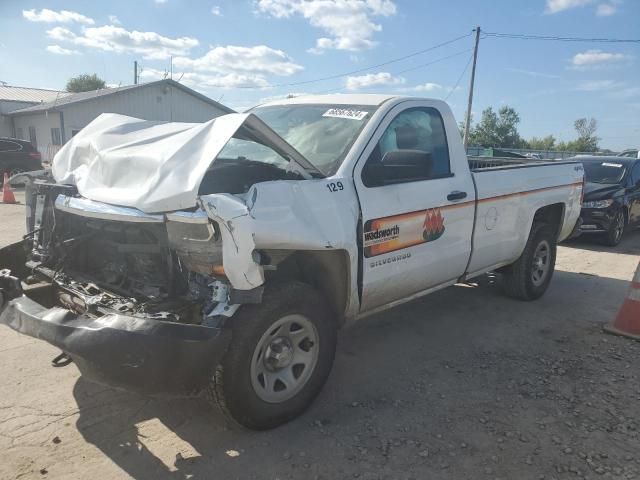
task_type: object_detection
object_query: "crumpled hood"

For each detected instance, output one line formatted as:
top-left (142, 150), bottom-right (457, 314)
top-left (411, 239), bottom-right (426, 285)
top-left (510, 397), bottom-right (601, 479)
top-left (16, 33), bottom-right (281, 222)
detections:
top-left (52, 113), bottom-right (251, 213)
top-left (52, 112), bottom-right (316, 213)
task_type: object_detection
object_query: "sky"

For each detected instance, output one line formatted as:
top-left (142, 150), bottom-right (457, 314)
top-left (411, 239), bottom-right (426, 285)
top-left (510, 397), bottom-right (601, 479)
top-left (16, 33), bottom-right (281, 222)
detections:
top-left (0, 0), bottom-right (638, 150)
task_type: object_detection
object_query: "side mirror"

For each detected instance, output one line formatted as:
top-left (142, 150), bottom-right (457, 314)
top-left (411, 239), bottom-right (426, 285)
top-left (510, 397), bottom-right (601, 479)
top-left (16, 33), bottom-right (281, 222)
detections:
top-left (379, 150), bottom-right (433, 184)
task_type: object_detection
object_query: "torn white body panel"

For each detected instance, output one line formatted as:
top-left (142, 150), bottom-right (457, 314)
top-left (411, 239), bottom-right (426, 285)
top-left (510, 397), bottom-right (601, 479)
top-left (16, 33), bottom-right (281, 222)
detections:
top-left (201, 178), bottom-right (361, 317)
top-left (52, 112), bottom-right (316, 213)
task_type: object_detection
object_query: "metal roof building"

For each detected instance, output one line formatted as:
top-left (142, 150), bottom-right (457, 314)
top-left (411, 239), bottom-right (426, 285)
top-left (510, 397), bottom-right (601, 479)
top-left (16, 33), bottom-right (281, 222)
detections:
top-left (4, 79), bottom-right (233, 161)
top-left (0, 85), bottom-right (71, 141)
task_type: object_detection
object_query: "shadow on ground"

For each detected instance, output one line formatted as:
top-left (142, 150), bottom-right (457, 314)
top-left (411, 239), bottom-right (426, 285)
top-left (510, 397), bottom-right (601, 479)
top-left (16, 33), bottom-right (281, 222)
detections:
top-left (562, 229), bottom-right (640, 255)
top-left (73, 269), bottom-right (640, 479)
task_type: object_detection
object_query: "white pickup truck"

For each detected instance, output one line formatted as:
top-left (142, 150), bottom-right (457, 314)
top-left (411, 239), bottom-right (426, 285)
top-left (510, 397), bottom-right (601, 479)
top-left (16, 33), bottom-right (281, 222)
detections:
top-left (0, 94), bottom-right (583, 429)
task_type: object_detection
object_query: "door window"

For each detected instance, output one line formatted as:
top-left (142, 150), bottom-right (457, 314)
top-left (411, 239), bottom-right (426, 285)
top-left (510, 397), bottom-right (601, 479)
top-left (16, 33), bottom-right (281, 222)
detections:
top-left (362, 107), bottom-right (450, 187)
top-left (28, 126), bottom-right (37, 149)
top-left (0, 140), bottom-right (20, 152)
top-left (51, 127), bottom-right (62, 146)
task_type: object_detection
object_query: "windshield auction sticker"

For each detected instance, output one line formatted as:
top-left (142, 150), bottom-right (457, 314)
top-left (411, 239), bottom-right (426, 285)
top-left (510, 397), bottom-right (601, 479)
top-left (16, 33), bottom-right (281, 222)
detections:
top-left (364, 208), bottom-right (445, 258)
top-left (322, 108), bottom-right (368, 120)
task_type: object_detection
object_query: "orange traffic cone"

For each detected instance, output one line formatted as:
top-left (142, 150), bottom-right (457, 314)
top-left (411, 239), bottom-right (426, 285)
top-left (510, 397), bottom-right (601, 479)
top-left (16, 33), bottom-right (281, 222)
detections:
top-left (1, 173), bottom-right (17, 204)
top-left (604, 261), bottom-right (640, 341)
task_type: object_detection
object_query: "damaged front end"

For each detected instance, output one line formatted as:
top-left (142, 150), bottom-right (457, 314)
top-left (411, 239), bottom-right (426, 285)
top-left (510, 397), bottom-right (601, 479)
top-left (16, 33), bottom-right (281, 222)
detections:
top-left (0, 178), bottom-right (262, 396)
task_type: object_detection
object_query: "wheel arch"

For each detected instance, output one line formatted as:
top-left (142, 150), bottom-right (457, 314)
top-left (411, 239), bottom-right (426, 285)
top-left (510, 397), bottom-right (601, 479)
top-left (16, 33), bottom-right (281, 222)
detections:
top-left (263, 249), bottom-right (351, 326)
top-left (532, 202), bottom-right (566, 239)
top-left (621, 203), bottom-right (630, 225)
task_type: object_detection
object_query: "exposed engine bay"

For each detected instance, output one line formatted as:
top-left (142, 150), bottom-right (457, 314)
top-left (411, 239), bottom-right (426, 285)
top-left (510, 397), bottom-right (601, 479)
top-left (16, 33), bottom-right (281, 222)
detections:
top-left (23, 178), bottom-right (261, 326)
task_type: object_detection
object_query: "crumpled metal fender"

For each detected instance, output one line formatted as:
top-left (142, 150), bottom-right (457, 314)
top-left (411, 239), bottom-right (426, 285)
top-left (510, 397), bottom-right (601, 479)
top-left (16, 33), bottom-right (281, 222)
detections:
top-left (200, 178), bottom-right (361, 314)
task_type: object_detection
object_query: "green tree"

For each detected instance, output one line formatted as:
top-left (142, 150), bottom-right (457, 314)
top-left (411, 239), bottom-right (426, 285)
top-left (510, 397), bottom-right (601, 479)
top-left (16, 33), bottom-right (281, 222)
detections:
top-left (526, 135), bottom-right (556, 150)
top-left (65, 73), bottom-right (106, 93)
top-left (555, 118), bottom-right (599, 152)
top-left (572, 117), bottom-right (599, 152)
top-left (468, 106), bottom-right (524, 148)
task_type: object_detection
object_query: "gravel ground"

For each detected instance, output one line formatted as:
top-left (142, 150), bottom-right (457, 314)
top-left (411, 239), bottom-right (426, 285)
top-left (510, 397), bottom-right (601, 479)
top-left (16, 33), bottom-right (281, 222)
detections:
top-left (0, 198), bottom-right (639, 480)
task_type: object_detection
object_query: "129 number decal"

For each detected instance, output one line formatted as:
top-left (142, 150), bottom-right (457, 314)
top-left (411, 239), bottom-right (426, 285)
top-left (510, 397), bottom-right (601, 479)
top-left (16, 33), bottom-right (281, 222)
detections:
top-left (326, 181), bottom-right (344, 193)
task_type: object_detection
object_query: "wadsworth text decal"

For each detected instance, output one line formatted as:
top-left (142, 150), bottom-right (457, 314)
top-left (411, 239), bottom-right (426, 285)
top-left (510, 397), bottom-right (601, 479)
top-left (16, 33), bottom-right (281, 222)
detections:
top-left (364, 208), bottom-right (445, 258)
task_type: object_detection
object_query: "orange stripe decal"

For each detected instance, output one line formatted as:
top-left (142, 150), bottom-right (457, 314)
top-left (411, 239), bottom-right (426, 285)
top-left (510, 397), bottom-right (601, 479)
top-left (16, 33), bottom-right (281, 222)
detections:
top-left (362, 181), bottom-right (582, 259)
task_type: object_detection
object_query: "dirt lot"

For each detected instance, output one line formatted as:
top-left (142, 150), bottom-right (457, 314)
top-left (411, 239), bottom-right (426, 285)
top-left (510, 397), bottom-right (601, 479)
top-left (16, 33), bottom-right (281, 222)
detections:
top-left (1, 195), bottom-right (639, 480)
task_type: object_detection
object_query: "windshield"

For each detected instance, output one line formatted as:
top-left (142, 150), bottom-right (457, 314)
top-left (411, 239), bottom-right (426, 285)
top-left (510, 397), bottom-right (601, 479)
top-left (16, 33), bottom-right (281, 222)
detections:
top-left (244, 104), bottom-right (377, 175)
top-left (582, 161), bottom-right (627, 184)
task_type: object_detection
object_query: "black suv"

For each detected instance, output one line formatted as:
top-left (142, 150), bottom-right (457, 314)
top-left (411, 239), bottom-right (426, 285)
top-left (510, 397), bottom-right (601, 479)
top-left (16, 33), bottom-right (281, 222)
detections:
top-left (576, 156), bottom-right (640, 246)
top-left (0, 137), bottom-right (42, 184)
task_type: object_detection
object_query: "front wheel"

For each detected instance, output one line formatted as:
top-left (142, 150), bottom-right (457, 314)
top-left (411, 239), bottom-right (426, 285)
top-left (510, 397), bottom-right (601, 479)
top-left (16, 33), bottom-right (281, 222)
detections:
top-left (603, 210), bottom-right (625, 246)
top-left (207, 281), bottom-right (337, 430)
top-left (502, 223), bottom-right (557, 301)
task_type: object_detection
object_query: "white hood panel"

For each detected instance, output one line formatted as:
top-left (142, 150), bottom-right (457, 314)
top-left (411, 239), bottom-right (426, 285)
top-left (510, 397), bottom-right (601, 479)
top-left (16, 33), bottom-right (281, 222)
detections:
top-left (52, 113), bottom-right (251, 213)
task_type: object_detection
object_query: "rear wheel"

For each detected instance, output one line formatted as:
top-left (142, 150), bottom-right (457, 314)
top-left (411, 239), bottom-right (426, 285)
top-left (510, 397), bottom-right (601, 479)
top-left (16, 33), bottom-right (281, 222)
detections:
top-left (502, 223), bottom-right (557, 301)
top-left (602, 210), bottom-right (625, 246)
top-left (207, 281), bottom-right (337, 430)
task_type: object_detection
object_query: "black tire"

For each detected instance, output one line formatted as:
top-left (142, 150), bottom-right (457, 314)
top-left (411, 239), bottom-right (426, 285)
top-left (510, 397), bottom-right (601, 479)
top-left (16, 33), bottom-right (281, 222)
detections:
top-left (207, 281), bottom-right (337, 430)
top-left (602, 210), bottom-right (625, 247)
top-left (502, 223), bottom-right (557, 301)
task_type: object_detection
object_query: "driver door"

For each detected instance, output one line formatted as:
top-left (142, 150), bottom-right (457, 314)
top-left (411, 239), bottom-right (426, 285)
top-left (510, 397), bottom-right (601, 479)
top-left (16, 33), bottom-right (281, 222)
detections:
top-left (354, 102), bottom-right (475, 312)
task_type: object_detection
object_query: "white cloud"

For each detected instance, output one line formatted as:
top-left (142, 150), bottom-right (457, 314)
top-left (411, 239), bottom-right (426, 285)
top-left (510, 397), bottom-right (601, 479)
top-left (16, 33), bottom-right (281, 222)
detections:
top-left (256, 0), bottom-right (397, 52)
top-left (609, 86), bottom-right (640, 99)
top-left (154, 0), bottom-right (168, 3)
top-left (173, 45), bottom-right (303, 76)
top-left (411, 82), bottom-right (443, 92)
top-left (345, 72), bottom-right (404, 90)
top-left (211, 6), bottom-right (222, 16)
top-left (46, 45), bottom-right (81, 55)
top-left (47, 25), bottom-right (199, 60)
top-left (571, 49), bottom-right (628, 67)
top-left (140, 67), bottom-right (270, 89)
top-left (596, 3), bottom-right (617, 15)
top-left (23, 8), bottom-right (95, 24)
top-left (545, 0), bottom-right (623, 15)
top-left (576, 79), bottom-right (623, 91)
top-left (507, 68), bottom-right (561, 79)
top-left (398, 82), bottom-right (460, 95)
top-left (545, 0), bottom-right (594, 13)
top-left (574, 80), bottom-right (639, 99)
top-left (108, 15), bottom-right (122, 25)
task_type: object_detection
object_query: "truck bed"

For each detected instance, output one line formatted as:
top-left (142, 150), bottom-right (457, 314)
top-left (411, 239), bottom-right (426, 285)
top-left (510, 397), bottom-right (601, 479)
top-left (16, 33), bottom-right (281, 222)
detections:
top-left (464, 158), bottom-right (583, 277)
top-left (468, 156), bottom-right (550, 171)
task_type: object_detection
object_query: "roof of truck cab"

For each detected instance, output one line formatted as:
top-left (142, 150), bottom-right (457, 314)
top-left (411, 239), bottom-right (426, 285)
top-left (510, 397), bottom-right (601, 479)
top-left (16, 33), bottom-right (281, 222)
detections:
top-left (256, 93), bottom-right (407, 108)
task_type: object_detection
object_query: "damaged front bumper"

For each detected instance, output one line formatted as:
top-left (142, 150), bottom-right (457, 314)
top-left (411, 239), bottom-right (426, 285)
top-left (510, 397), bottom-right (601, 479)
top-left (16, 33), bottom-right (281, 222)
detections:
top-left (0, 268), bottom-right (231, 397)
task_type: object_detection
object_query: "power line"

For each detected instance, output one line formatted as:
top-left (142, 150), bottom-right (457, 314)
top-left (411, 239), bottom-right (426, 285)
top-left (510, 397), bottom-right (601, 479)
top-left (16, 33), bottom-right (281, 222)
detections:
top-left (231, 32), bottom-right (473, 89)
top-left (445, 52), bottom-right (474, 101)
top-left (393, 48), bottom-right (473, 75)
top-left (483, 32), bottom-right (640, 43)
top-left (312, 48), bottom-right (474, 95)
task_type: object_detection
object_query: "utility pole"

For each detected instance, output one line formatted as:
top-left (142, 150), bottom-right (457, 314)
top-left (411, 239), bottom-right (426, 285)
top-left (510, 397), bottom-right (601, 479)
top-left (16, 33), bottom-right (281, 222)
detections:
top-left (134, 61), bottom-right (138, 85)
top-left (463, 26), bottom-right (481, 149)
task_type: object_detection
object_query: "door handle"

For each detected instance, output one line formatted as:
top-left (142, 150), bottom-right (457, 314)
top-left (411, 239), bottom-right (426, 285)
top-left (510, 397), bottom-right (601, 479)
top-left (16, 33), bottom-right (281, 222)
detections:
top-left (447, 190), bottom-right (467, 201)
